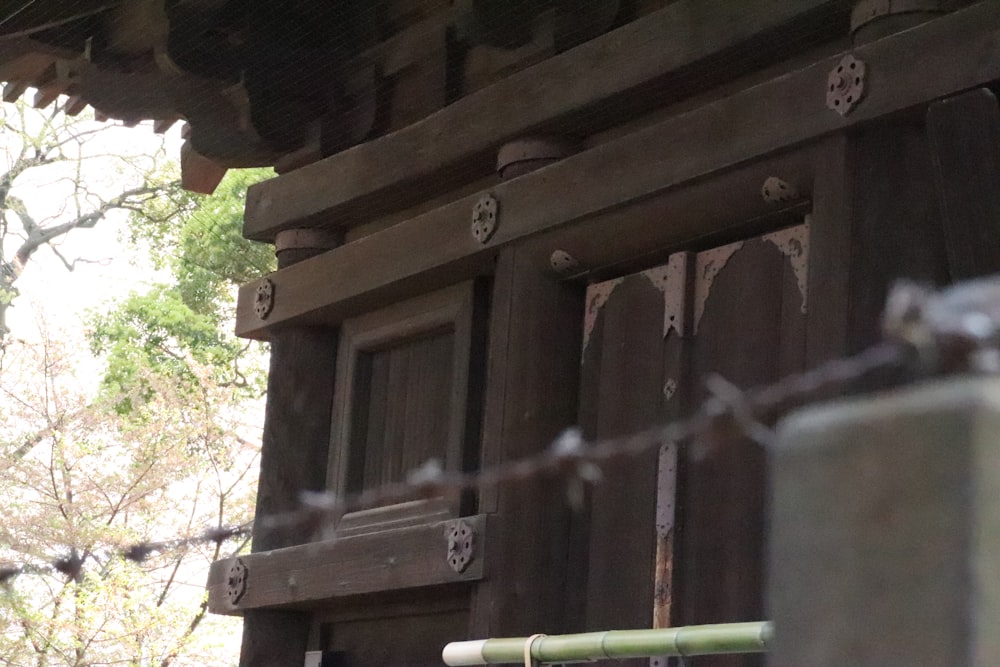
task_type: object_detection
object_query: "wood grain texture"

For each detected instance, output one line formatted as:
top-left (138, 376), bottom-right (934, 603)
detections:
top-left (239, 245), bottom-right (339, 667)
top-left (676, 234), bottom-right (807, 667)
top-left (208, 515), bottom-right (487, 615)
top-left (235, 3), bottom-right (1000, 339)
top-left (927, 88), bottom-right (1000, 280)
top-left (578, 273), bottom-right (667, 667)
top-left (581, 275), bottom-right (663, 642)
top-left (470, 245), bottom-right (584, 639)
top-left (327, 283), bottom-right (479, 522)
top-left (325, 606), bottom-right (471, 667)
top-left (242, 0), bottom-right (845, 239)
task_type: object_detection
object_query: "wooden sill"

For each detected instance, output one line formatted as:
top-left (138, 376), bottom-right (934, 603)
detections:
top-left (207, 514), bottom-right (486, 615)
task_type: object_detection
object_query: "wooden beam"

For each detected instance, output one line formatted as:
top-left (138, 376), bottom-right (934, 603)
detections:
top-left (2, 79), bottom-right (27, 103)
top-left (241, 0), bottom-right (847, 240)
top-left (208, 515), bottom-right (487, 614)
top-left (235, 2), bottom-right (1000, 339)
top-left (470, 247), bottom-right (582, 638)
top-left (238, 236), bottom-right (339, 667)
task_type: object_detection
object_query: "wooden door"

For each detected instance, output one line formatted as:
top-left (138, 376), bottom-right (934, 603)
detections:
top-left (578, 222), bottom-right (808, 666)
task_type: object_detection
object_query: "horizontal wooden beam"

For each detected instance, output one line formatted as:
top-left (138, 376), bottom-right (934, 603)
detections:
top-left (242, 0), bottom-right (846, 240)
top-left (207, 515), bottom-right (486, 615)
top-left (235, 2), bottom-right (1000, 340)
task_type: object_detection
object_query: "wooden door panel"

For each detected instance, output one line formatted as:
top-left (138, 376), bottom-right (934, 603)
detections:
top-left (582, 273), bottom-right (665, 634)
top-left (579, 224), bottom-right (808, 667)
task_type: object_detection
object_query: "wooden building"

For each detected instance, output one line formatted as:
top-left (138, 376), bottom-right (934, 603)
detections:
top-left (4, 1), bottom-right (1000, 664)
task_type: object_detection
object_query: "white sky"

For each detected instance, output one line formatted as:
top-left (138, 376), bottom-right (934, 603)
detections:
top-left (8, 111), bottom-right (183, 350)
top-left (3, 104), bottom-right (246, 663)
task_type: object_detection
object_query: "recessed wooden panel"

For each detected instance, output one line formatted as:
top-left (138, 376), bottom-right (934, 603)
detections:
top-left (349, 331), bottom-right (456, 492)
top-left (328, 282), bottom-right (487, 521)
top-left (576, 223), bottom-right (807, 667)
top-left (326, 607), bottom-right (469, 667)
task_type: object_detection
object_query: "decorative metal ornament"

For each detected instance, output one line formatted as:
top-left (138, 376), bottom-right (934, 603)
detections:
top-left (445, 519), bottom-right (475, 573)
top-left (471, 194), bottom-right (499, 244)
top-left (761, 176), bottom-right (799, 204)
top-left (827, 55), bottom-right (866, 116)
top-left (549, 249), bottom-right (579, 276)
top-left (254, 278), bottom-right (274, 319)
top-left (226, 558), bottom-right (248, 606)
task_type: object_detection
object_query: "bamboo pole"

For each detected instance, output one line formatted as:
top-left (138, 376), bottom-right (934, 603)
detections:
top-left (442, 621), bottom-right (772, 665)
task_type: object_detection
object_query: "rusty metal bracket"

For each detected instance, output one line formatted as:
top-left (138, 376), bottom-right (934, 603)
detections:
top-left (550, 249), bottom-right (579, 275)
top-left (471, 194), bottom-right (499, 244)
top-left (226, 558), bottom-right (248, 606)
top-left (761, 176), bottom-right (800, 204)
top-left (254, 278), bottom-right (274, 320)
top-left (827, 55), bottom-right (866, 116)
top-left (445, 519), bottom-right (476, 573)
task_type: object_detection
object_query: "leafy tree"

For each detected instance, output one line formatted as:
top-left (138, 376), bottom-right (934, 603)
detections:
top-left (0, 98), bottom-right (186, 341)
top-left (0, 321), bottom-right (258, 667)
top-left (0, 100), bottom-right (274, 666)
top-left (89, 168), bottom-right (275, 413)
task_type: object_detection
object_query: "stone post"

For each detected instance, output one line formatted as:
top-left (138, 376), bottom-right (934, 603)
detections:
top-left (768, 377), bottom-right (1000, 665)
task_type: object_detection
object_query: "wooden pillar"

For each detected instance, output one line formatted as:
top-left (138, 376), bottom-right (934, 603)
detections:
top-left (469, 137), bottom-right (582, 637)
top-left (239, 228), bottom-right (341, 667)
top-left (927, 88), bottom-right (1000, 280)
top-left (768, 377), bottom-right (1000, 665)
top-left (806, 122), bottom-right (950, 365)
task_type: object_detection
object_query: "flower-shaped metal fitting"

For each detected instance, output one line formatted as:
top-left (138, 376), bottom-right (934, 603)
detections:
top-left (226, 558), bottom-right (248, 606)
top-left (471, 194), bottom-right (499, 244)
top-left (445, 519), bottom-right (475, 573)
top-left (827, 54), bottom-right (866, 116)
top-left (254, 278), bottom-right (274, 319)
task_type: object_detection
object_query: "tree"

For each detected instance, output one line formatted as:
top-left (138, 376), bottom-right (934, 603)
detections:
top-left (0, 319), bottom-right (259, 667)
top-left (90, 167), bottom-right (275, 412)
top-left (0, 97), bottom-right (186, 341)
top-left (0, 105), bottom-right (274, 664)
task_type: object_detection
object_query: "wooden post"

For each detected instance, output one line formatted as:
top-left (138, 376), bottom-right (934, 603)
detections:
top-left (239, 228), bottom-right (341, 667)
top-left (927, 88), bottom-right (1000, 280)
top-left (470, 137), bottom-right (582, 638)
top-left (806, 122), bottom-right (950, 365)
top-left (768, 378), bottom-right (1000, 665)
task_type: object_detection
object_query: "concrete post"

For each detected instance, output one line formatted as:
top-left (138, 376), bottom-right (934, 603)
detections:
top-left (768, 377), bottom-right (1000, 666)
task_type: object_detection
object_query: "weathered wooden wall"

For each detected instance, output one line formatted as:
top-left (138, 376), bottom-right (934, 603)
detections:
top-left (211, 3), bottom-right (1000, 666)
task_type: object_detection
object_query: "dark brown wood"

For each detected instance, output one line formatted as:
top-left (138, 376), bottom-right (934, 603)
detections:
top-left (846, 121), bottom-right (950, 351)
top-left (808, 121), bottom-right (955, 366)
top-left (676, 233), bottom-right (807, 667)
top-left (576, 271), bottom-right (670, 667)
top-left (927, 87), bottom-right (1000, 280)
top-left (240, 244), bottom-right (340, 667)
top-left (580, 274), bottom-right (663, 642)
top-left (207, 515), bottom-right (487, 614)
top-left (804, 136), bottom-right (854, 366)
top-left (242, 0), bottom-right (846, 239)
top-left (235, 3), bottom-right (1000, 339)
top-left (328, 283), bottom-right (479, 521)
top-left (470, 245), bottom-right (584, 638)
top-left (325, 606), bottom-right (470, 667)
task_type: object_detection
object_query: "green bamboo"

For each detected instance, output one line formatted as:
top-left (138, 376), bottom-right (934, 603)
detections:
top-left (442, 621), bottom-right (772, 665)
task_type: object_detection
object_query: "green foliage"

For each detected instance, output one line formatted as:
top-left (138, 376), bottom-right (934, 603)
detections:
top-left (88, 285), bottom-right (242, 412)
top-left (91, 168), bottom-right (275, 411)
top-left (172, 169), bottom-right (276, 318)
top-left (0, 103), bottom-right (265, 667)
